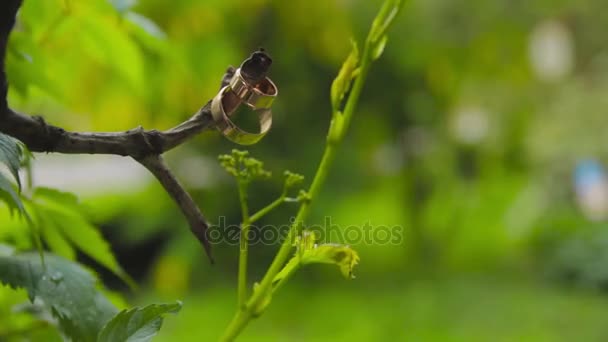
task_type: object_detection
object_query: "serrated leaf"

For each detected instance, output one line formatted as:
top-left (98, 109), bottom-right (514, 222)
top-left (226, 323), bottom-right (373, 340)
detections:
top-left (98, 302), bottom-right (182, 342)
top-left (35, 208), bottom-right (76, 260)
top-left (0, 252), bottom-right (118, 341)
top-left (330, 40), bottom-right (359, 113)
top-left (32, 188), bottom-right (135, 288)
top-left (0, 132), bottom-right (23, 189)
top-left (0, 172), bottom-right (24, 215)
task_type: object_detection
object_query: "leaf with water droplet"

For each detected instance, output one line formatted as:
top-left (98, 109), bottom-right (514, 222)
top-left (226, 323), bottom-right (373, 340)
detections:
top-left (0, 252), bottom-right (118, 341)
top-left (50, 271), bottom-right (64, 283)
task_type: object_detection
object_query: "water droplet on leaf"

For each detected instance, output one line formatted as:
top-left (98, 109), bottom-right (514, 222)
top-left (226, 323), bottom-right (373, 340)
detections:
top-left (50, 272), bottom-right (64, 283)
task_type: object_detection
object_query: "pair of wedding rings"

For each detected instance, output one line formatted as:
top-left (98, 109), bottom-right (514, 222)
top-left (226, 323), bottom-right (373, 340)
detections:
top-left (211, 68), bottom-right (277, 145)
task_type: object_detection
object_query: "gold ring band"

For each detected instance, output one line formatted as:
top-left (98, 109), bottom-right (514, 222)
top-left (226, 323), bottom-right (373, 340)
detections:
top-left (228, 68), bottom-right (278, 109)
top-left (211, 86), bottom-right (272, 145)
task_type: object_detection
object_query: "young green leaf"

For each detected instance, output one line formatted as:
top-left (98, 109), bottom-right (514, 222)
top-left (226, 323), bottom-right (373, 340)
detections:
top-left (97, 302), bottom-right (182, 342)
top-left (300, 243), bottom-right (360, 279)
top-left (0, 252), bottom-right (118, 341)
top-left (273, 231), bottom-right (360, 288)
top-left (369, 0), bottom-right (404, 44)
top-left (371, 35), bottom-right (388, 61)
top-left (330, 40), bottom-right (360, 113)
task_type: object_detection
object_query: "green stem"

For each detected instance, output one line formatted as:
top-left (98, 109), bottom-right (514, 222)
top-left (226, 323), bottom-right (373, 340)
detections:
top-left (220, 309), bottom-right (252, 342)
top-left (249, 196), bottom-right (285, 224)
top-left (237, 180), bottom-right (250, 308)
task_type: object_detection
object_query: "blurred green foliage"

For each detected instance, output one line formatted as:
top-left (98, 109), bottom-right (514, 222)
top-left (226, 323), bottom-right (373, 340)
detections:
top-left (2, 0), bottom-right (608, 340)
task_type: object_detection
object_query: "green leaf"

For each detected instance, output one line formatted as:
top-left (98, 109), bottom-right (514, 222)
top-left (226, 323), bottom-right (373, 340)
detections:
top-left (300, 243), bottom-right (360, 279)
top-left (0, 252), bottom-right (118, 341)
top-left (98, 302), bottom-right (182, 342)
top-left (330, 40), bottom-right (359, 113)
top-left (35, 208), bottom-right (76, 260)
top-left (0, 132), bottom-right (23, 189)
top-left (34, 187), bottom-right (80, 207)
top-left (371, 35), bottom-right (388, 61)
top-left (32, 188), bottom-right (135, 289)
top-left (0, 133), bottom-right (27, 215)
top-left (0, 173), bottom-right (24, 215)
top-left (274, 231), bottom-right (360, 284)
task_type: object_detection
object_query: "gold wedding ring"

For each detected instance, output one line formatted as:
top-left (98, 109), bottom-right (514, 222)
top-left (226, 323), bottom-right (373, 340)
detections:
top-left (228, 68), bottom-right (277, 109)
top-left (211, 68), bottom-right (276, 145)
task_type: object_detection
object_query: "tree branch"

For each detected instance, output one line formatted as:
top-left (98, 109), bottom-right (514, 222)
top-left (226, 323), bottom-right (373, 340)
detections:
top-left (138, 155), bottom-right (213, 262)
top-left (0, 0), bottom-right (274, 263)
top-left (0, 105), bottom-right (215, 157)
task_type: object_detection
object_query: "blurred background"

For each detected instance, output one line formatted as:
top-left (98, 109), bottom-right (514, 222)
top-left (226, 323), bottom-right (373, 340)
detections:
top-left (3, 0), bottom-right (608, 340)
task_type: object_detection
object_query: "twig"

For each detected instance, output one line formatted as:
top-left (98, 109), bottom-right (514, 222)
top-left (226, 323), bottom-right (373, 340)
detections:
top-left (137, 155), bottom-right (213, 262)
